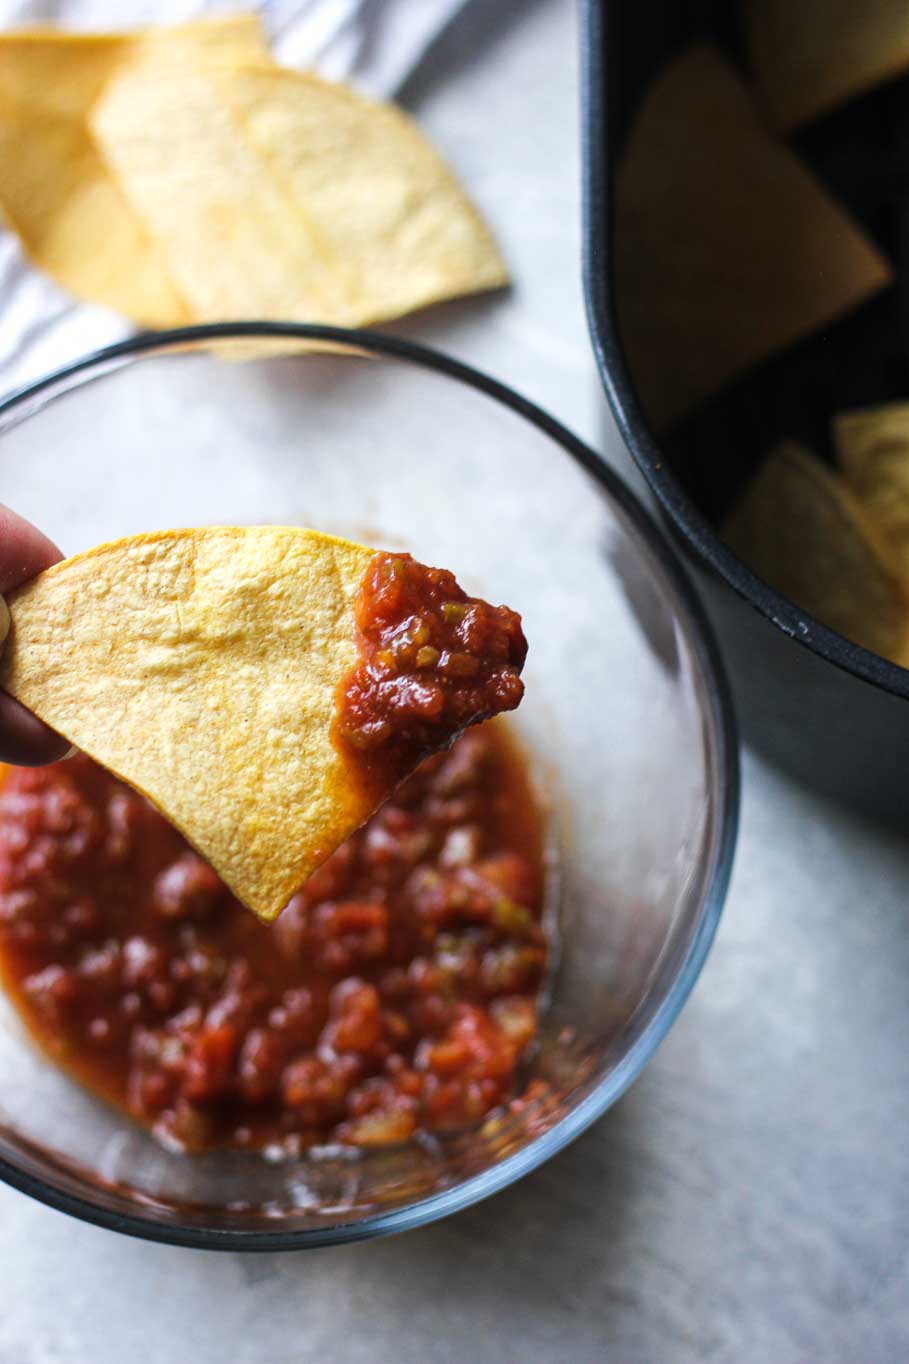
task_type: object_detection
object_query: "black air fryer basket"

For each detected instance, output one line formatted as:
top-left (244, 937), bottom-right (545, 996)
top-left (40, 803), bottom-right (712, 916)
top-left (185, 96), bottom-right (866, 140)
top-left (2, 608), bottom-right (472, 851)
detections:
top-left (582, 0), bottom-right (909, 820)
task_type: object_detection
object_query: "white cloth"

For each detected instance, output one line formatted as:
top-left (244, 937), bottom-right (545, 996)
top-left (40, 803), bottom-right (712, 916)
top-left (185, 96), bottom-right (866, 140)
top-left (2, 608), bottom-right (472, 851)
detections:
top-left (0, 0), bottom-right (466, 394)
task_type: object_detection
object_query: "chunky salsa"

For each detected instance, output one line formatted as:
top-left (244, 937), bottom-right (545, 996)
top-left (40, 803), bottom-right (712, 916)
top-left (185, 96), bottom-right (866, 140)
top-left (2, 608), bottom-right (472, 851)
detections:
top-left (336, 553), bottom-right (527, 791)
top-left (0, 724), bottom-right (549, 1153)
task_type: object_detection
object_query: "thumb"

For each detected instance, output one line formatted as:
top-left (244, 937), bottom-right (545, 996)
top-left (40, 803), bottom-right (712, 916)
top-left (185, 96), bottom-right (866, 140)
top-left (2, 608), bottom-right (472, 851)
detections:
top-left (0, 506), bottom-right (70, 765)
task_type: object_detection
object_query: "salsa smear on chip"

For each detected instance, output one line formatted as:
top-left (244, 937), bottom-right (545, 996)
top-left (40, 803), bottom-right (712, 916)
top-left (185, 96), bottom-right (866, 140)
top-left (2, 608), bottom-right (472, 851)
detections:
top-left (337, 551), bottom-right (526, 790)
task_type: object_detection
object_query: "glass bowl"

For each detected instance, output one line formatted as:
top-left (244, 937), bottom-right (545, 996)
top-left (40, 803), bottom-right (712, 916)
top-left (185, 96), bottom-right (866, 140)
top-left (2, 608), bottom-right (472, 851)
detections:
top-left (0, 324), bottom-right (738, 1249)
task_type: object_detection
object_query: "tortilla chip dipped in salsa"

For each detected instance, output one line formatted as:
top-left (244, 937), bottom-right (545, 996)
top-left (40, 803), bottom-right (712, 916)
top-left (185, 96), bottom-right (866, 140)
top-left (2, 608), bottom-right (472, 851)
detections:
top-left (0, 528), bottom-right (527, 922)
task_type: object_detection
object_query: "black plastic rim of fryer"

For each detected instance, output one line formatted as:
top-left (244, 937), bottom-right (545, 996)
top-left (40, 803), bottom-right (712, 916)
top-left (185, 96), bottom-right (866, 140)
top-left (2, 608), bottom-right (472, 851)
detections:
top-left (580, 0), bottom-right (909, 704)
top-left (0, 320), bottom-right (739, 1251)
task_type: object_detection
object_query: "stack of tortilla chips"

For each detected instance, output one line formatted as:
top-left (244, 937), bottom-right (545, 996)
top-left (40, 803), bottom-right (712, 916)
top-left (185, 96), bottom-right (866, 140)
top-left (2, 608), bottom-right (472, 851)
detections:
top-left (0, 14), bottom-right (506, 330)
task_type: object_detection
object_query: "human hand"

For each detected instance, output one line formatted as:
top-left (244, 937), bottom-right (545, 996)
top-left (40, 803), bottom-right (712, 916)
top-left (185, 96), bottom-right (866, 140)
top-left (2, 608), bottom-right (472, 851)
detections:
top-left (0, 504), bottom-right (70, 765)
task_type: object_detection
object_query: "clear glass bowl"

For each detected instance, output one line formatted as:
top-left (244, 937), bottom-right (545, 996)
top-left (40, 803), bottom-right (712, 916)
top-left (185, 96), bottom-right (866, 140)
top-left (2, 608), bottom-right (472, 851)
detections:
top-left (0, 324), bottom-right (738, 1249)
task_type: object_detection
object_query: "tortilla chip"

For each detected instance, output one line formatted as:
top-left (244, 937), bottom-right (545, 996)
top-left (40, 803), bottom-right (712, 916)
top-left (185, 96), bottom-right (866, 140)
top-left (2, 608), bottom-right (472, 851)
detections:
top-left (834, 402), bottom-right (909, 585)
top-left (90, 63), bottom-right (507, 326)
top-left (722, 440), bottom-right (908, 658)
top-left (742, 0), bottom-right (909, 131)
top-left (90, 67), bottom-right (354, 325)
top-left (0, 15), bottom-right (269, 107)
top-left (614, 46), bottom-right (894, 433)
top-left (212, 66), bottom-right (508, 324)
top-left (0, 16), bottom-right (270, 325)
top-left (0, 526), bottom-right (383, 922)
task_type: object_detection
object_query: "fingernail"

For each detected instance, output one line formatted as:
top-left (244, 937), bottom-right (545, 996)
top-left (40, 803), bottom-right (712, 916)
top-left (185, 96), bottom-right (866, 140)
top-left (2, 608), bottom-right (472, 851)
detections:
top-left (0, 596), bottom-right (9, 649)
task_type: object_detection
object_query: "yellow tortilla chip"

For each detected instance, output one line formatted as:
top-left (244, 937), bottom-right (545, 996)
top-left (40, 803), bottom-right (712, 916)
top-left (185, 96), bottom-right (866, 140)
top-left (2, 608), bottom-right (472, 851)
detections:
top-left (0, 15), bottom-right (269, 108)
top-left (0, 16), bottom-right (270, 325)
top-left (742, 0), bottom-right (909, 131)
top-left (834, 401), bottom-right (909, 586)
top-left (212, 66), bottom-right (508, 324)
top-left (0, 526), bottom-right (383, 922)
top-left (90, 67), bottom-right (354, 325)
top-left (90, 63), bottom-right (507, 326)
top-left (723, 440), bottom-right (908, 659)
top-left (614, 45), bottom-right (893, 433)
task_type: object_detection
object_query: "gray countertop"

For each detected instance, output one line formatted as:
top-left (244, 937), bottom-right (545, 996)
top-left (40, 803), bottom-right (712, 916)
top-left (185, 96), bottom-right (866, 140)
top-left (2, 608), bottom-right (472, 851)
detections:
top-left (2, 3), bottom-right (908, 1360)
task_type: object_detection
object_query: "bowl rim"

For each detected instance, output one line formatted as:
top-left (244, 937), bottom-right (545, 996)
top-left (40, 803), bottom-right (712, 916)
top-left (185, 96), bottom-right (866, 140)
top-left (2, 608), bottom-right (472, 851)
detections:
top-left (580, 0), bottom-right (909, 703)
top-left (0, 321), bottom-right (739, 1250)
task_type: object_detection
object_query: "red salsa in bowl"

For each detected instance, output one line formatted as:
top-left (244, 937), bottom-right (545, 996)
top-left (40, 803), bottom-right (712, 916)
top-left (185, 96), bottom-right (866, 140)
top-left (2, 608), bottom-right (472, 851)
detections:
top-left (0, 724), bottom-right (551, 1154)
